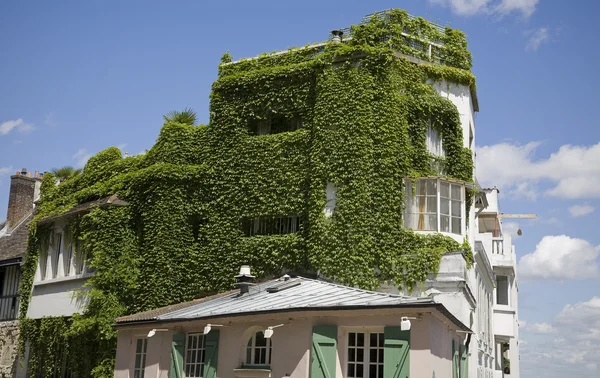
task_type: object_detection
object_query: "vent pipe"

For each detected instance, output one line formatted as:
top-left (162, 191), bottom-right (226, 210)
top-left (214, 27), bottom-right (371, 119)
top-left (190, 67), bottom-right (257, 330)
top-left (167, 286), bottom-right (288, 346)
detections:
top-left (234, 265), bottom-right (255, 295)
top-left (331, 30), bottom-right (344, 43)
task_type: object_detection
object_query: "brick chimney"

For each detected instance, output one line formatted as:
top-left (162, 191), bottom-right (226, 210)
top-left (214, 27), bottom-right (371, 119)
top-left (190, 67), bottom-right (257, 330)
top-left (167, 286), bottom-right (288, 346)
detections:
top-left (6, 168), bottom-right (41, 230)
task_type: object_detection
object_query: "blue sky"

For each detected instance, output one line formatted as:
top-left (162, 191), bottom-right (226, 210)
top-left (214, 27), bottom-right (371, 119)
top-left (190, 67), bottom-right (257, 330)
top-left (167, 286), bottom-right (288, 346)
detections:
top-left (1, 1), bottom-right (599, 376)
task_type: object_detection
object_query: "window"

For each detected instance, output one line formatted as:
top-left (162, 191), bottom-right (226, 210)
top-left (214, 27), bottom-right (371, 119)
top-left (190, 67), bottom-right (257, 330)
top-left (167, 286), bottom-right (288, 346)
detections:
top-left (324, 182), bottom-right (336, 217)
top-left (404, 179), bottom-right (464, 235)
top-left (496, 276), bottom-right (509, 305)
top-left (74, 243), bottom-right (85, 275)
top-left (242, 215), bottom-right (304, 237)
top-left (63, 241), bottom-right (73, 277)
top-left (347, 331), bottom-right (384, 378)
top-left (39, 247), bottom-right (48, 280)
top-left (185, 333), bottom-right (206, 378)
top-left (51, 232), bottom-right (62, 278)
top-left (134, 338), bottom-right (148, 378)
top-left (426, 126), bottom-right (445, 157)
top-left (246, 331), bottom-right (271, 366)
top-left (251, 115), bottom-right (303, 135)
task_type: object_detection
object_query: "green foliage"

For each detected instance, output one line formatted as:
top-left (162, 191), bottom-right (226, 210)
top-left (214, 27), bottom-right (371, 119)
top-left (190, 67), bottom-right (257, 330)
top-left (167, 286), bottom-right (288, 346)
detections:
top-left (50, 166), bottom-right (82, 182)
top-left (19, 9), bottom-right (475, 377)
top-left (163, 107), bottom-right (198, 126)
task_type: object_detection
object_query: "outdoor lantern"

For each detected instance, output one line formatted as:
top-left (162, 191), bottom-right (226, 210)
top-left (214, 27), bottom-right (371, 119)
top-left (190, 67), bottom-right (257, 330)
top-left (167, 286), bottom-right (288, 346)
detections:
top-left (401, 316), bottom-right (412, 331)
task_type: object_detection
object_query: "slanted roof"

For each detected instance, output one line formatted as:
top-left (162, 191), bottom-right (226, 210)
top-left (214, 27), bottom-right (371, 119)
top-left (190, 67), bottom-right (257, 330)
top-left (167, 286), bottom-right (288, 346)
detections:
top-left (38, 194), bottom-right (128, 225)
top-left (0, 213), bottom-right (32, 263)
top-left (115, 276), bottom-right (471, 332)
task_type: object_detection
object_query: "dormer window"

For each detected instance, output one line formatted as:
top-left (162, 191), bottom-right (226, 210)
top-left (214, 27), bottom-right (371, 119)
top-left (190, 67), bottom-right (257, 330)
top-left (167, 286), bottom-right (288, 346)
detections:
top-left (404, 178), bottom-right (465, 235)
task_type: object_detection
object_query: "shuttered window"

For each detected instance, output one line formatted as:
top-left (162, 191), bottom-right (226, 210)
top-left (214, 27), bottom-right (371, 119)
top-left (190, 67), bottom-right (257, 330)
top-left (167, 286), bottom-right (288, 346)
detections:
top-left (383, 326), bottom-right (410, 378)
top-left (311, 325), bottom-right (337, 378)
top-left (347, 332), bottom-right (384, 378)
top-left (185, 334), bottom-right (206, 378)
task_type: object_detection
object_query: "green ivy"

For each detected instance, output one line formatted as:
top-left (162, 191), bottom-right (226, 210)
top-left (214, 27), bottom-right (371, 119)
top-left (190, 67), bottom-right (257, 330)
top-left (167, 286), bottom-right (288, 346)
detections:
top-left (19, 9), bottom-right (475, 377)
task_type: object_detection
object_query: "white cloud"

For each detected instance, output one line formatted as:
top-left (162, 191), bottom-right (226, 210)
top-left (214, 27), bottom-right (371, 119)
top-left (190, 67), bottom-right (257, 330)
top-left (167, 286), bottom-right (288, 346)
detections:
top-left (477, 141), bottom-right (600, 200)
top-left (527, 322), bottom-right (556, 334)
top-left (0, 167), bottom-right (13, 176)
top-left (429, 0), bottom-right (539, 17)
top-left (0, 119), bottom-right (34, 135)
top-left (494, 0), bottom-right (539, 17)
top-left (526, 27), bottom-right (550, 51)
top-left (521, 296), bottom-right (600, 376)
top-left (568, 204), bottom-right (595, 218)
top-left (73, 148), bottom-right (92, 168)
top-left (518, 235), bottom-right (600, 280)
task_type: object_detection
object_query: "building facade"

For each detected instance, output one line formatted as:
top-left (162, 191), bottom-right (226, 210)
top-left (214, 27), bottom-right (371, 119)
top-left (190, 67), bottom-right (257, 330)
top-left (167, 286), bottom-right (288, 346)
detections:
top-left (16, 8), bottom-right (519, 378)
top-left (114, 272), bottom-right (470, 378)
top-left (0, 169), bottom-right (42, 377)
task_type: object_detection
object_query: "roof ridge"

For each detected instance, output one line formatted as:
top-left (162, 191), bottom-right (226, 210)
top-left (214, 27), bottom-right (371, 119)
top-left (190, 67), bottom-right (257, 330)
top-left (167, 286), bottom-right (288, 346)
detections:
top-left (297, 276), bottom-right (414, 299)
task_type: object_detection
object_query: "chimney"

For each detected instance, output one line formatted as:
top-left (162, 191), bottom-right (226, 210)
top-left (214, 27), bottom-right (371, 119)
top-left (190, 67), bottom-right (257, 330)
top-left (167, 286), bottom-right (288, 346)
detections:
top-left (234, 265), bottom-right (255, 295)
top-left (6, 168), bottom-right (41, 230)
top-left (331, 30), bottom-right (344, 43)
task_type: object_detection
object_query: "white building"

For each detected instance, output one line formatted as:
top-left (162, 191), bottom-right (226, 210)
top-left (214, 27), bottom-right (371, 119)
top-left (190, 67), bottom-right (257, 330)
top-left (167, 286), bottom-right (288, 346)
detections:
top-left (475, 188), bottom-right (520, 378)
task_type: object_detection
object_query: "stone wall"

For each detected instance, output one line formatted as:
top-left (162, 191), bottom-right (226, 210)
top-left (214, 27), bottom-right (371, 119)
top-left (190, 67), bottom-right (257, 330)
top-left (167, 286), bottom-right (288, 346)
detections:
top-left (0, 320), bottom-right (19, 378)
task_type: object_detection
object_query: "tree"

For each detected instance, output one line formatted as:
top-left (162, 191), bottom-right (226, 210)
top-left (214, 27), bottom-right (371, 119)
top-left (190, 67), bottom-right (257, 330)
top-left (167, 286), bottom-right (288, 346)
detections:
top-left (163, 107), bottom-right (197, 125)
top-left (51, 166), bottom-right (81, 182)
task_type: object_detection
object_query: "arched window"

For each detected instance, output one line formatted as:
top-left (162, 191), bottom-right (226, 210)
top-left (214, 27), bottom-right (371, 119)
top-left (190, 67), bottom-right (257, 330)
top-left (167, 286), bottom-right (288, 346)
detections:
top-left (246, 331), bottom-right (272, 366)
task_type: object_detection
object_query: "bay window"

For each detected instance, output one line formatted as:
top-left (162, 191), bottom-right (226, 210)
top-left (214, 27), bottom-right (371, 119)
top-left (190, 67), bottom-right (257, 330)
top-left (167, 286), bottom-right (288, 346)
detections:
top-left (404, 178), bottom-right (465, 235)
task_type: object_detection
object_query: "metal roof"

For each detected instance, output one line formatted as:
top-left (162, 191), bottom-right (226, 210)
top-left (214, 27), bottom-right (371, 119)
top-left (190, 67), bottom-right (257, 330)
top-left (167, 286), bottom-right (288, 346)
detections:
top-left (115, 276), bottom-right (471, 332)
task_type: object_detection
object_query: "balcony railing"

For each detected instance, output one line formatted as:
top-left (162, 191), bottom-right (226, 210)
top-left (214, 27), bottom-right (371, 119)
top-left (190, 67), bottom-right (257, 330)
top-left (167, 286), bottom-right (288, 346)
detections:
top-left (491, 237), bottom-right (505, 255)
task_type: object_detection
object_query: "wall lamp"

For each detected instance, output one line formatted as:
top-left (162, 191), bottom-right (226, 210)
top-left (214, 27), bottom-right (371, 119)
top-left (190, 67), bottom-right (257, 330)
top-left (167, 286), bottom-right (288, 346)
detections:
top-left (147, 328), bottom-right (169, 338)
top-left (401, 317), bottom-right (417, 331)
top-left (203, 324), bottom-right (223, 335)
top-left (264, 324), bottom-right (285, 339)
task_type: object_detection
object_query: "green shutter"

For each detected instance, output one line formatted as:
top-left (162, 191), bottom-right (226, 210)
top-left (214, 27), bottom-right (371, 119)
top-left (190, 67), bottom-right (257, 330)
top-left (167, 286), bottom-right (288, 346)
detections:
top-left (310, 325), bottom-right (337, 378)
top-left (452, 340), bottom-right (459, 378)
top-left (203, 330), bottom-right (220, 378)
top-left (459, 344), bottom-right (468, 378)
top-left (384, 326), bottom-right (410, 378)
top-left (169, 333), bottom-right (185, 378)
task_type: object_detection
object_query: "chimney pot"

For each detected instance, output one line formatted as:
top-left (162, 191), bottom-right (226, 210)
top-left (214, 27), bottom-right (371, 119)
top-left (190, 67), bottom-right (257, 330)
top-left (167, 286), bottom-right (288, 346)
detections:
top-left (21, 168), bottom-right (27, 175)
top-left (27, 172), bottom-right (32, 178)
top-left (331, 30), bottom-right (344, 43)
top-left (234, 265), bottom-right (255, 295)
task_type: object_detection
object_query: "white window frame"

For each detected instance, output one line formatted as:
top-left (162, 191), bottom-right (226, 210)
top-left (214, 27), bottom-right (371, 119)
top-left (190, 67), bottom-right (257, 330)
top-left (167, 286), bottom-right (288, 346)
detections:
top-left (404, 178), bottom-right (465, 236)
top-left (345, 328), bottom-right (385, 378)
top-left (496, 275), bottom-right (510, 306)
top-left (133, 338), bottom-right (148, 378)
top-left (245, 331), bottom-right (272, 366)
top-left (185, 333), bottom-right (206, 378)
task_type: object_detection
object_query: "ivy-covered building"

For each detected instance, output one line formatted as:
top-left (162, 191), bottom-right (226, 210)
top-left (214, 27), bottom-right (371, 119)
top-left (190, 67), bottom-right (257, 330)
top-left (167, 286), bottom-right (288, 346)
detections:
top-left (15, 8), bottom-right (518, 378)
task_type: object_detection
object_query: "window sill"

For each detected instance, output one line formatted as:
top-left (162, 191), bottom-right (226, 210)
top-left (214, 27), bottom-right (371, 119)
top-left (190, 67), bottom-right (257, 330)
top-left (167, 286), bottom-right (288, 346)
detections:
top-left (33, 272), bottom-right (94, 286)
top-left (493, 304), bottom-right (515, 313)
top-left (233, 367), bottom-right (271, 378)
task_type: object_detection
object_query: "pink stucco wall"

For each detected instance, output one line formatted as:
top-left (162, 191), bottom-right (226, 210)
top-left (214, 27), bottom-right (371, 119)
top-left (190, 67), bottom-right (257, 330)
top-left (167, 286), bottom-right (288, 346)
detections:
top-left (114, 308), bottom-right (465, 378)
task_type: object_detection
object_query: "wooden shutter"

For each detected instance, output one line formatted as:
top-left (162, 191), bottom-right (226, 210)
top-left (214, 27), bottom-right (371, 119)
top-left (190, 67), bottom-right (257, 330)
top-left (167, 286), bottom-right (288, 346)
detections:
top-left (452, 340), bottom-right (459, 378)
top-left (169, 333), bottom-right (185, 378)
top-left (310, 325), bottom-right (337, 378)
top-left (203, 329), bottom-right (220, 378)
top-left (459, 344), bottom-right (468, 378)
top-left (384, 326), bottom-right (410, 378)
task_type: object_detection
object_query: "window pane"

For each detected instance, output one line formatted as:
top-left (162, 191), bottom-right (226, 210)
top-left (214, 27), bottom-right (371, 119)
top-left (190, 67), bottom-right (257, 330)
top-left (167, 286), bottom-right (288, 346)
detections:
top-left (349, 333), bottom-right (356, 347)
top-left (441, 215), bottom-right (450, 233)
top-left (357, 333), bottom-right (364, 347)
top-left (426, 197), bottom-right (437, 213)
top-left (357, 348), bottom-right (364, 362)
top-left (451, 217), bottom-right (461, 235)
top-left (348, 364), bottom-right (355, 377)
top-left (451, 200), bottom-right (461, 217)
top-left (370, 364), bottom-right (377, 378)
top-left (357, 364), bottom-right (364, 377)
top-left (255, 332), bottom-right (267, 347)
top-left (370, 333), bottom-right (377, 347)
top-left (349, 348), bottom-right (356, 362)
top-left (378, 348), bottom-right (384, 363)
top-left (370, 349), bottom-right (377, 363)
top-left (451, 184), bottom-right (462, 200)
top-left (378, 365), bottom-right (383, 378)
top-left (440, 181), bottom-right (450, 198)
top-left (440, 198), bottom-right (449, 215)
top-left (378, 334), bottom-right (384, 347)
top-left (426, 179), bottom-right (437, 195)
